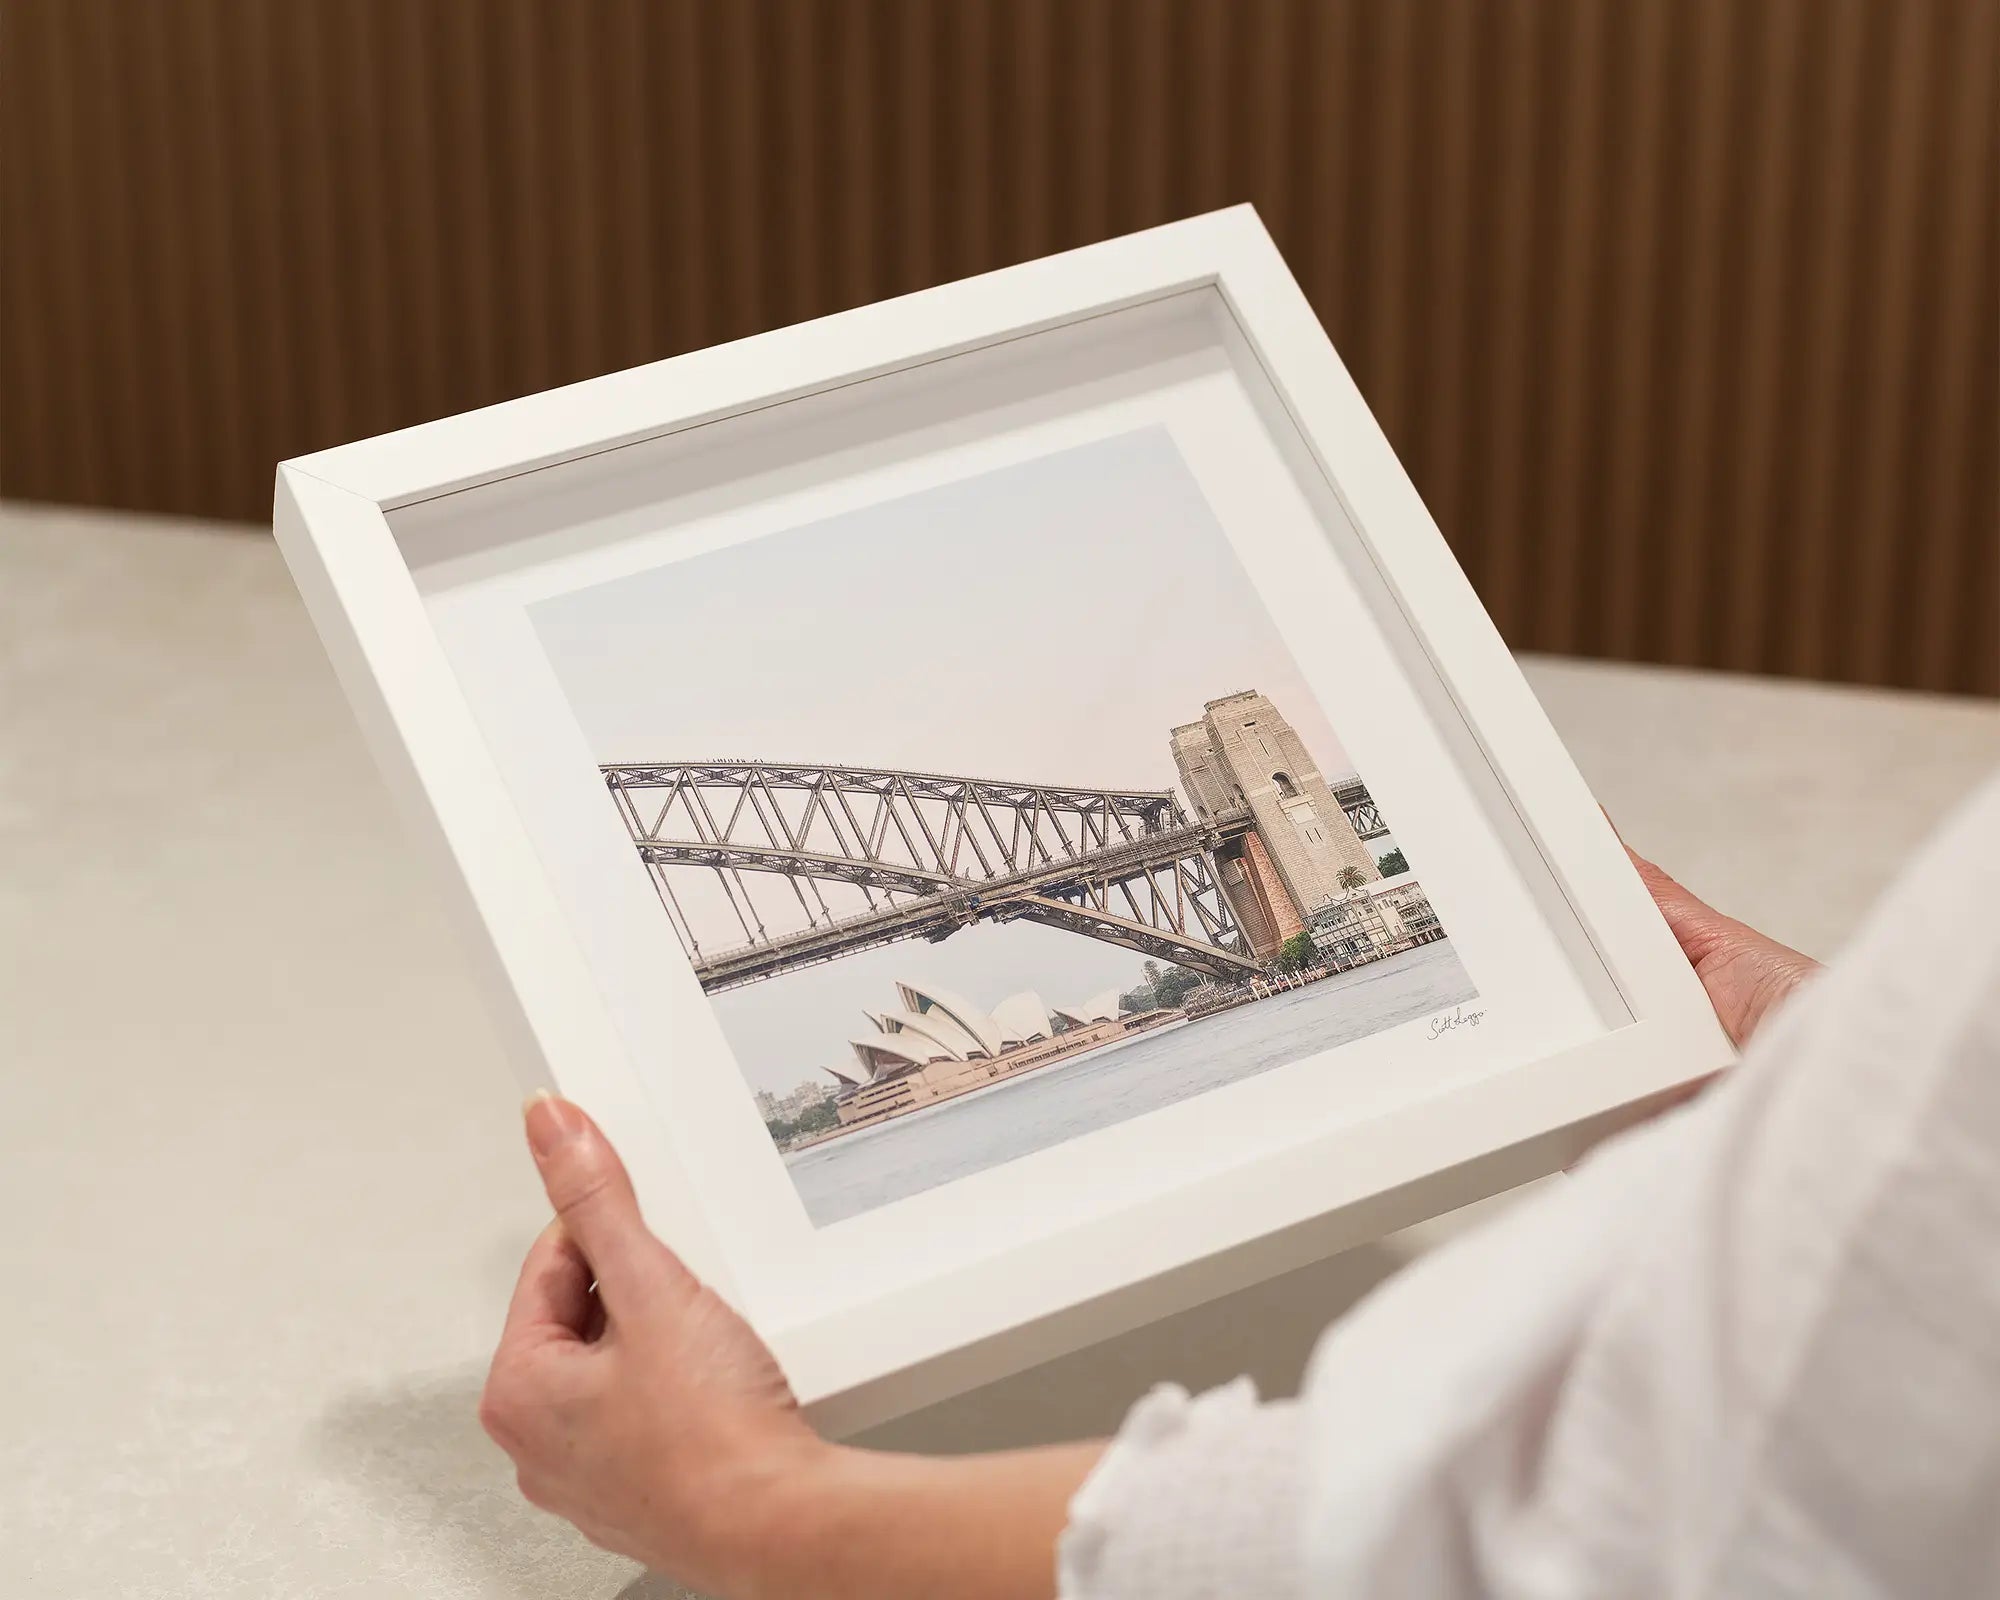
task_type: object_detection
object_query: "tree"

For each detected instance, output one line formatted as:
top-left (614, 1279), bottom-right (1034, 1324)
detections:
top-left (1376, 848), bottom-right (1409, 877)
top-left (1153, 966), bottom-right (1203, 1007)
top-left (1276, 931), bottom-right (1318, 972)
top-left (1337, 864), bottom-right (1369, 891)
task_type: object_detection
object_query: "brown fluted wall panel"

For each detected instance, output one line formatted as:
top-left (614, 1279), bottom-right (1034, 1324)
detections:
top-left (3, 0), bottom-right (1994, 692)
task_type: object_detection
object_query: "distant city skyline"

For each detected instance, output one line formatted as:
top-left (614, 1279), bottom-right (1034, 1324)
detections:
top-left (532, 426), bottom-right (1376, 1095)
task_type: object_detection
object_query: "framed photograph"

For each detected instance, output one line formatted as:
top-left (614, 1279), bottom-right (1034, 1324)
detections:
top-left (275, 206), bottom-right (1732, 1433)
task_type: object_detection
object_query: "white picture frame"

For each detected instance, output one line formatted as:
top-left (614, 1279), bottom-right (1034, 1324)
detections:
top-left (274, 206), bottom-right (1732, 1434)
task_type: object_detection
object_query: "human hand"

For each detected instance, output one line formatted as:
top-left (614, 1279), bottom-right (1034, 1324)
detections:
top-left (478, 1093), bottom-right (825, 1592)
top-left (1624, 845), bottom-right (1820, 1049)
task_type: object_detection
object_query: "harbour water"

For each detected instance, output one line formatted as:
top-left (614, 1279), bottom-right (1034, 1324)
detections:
top-left (784, 938), bottom-right (1478, 1226)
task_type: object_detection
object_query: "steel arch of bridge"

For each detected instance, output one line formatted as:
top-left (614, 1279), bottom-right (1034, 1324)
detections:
top-left (602, 761), bottom-right (1264, 993)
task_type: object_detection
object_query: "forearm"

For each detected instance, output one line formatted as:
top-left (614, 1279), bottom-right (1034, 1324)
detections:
top-left (738, 1439), bottom-right (1106, 1600)
top-left (731, 1381), bottom-right (1306, 1600)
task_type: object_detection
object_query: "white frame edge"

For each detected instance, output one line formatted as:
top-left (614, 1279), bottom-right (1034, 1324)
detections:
top-left (273, 466), bottom-right (735, 1294)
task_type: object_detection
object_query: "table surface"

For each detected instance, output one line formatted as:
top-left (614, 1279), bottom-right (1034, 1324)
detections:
top-left (6, 500), bottom-right (1997, 1599)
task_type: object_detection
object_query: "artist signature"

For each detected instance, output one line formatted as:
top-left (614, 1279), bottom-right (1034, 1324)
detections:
top-left (1427, 1004), bottom-right (1487, 1040)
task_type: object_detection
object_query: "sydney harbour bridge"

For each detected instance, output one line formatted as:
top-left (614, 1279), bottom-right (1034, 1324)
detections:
top-left (602, 758), bottom-right (1387, 995)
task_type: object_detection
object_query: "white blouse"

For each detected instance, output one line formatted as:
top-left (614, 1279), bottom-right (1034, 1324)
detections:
top-left (1061, 771), bottom-right (2000, 1600)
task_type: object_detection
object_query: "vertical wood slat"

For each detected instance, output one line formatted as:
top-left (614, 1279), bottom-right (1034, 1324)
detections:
top-left (1718, 0), bottom-right (1810, 674)
top-left (1912, 0), bottom-right (2000, 692)
top-left (0, 0), bottom-right (1992, 695)
top-left (1775, 0), bottom-right (1873, 683)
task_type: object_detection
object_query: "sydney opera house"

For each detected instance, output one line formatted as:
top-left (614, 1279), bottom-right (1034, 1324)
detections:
top-left (815, 979), bottom-right (1168, 1134)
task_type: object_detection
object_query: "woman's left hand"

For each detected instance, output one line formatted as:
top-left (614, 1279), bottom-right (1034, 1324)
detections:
top-left (482, 1094), bottom-right (1101, 1599)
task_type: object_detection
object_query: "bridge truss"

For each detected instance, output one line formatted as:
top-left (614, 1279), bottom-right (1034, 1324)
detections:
top-left (1333, 778), bottom-right (1386, 841)
top-left (602, 761), bottom-right (1263, 992)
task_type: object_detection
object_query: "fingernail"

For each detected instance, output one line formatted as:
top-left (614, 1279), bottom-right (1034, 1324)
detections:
top-left (522, 1090), bottom-right (584, 1160)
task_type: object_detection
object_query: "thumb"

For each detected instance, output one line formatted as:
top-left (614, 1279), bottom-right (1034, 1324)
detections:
top-left (522, 1092), bottom-right (674, 1306)
top-left (1625, 843), bottom-right (1702, 917)
top-left (1622, 845), bottom-right (1740, 966)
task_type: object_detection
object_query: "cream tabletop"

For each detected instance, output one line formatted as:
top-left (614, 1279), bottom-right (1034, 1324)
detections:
top-left (6, 502), bottom-right (1997, 1599)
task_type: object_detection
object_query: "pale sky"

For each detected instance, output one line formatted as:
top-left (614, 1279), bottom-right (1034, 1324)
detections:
top-left (532, 427), bottom-right (1376, 1097)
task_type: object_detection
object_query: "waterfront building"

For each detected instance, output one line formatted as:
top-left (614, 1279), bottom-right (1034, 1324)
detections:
top-left (1170, 690), bottom-right (1380, 959)
top-left (1178, 878), bottom-right (1449, 1019)
top-left (823, 978), bottom-right (1172, 1132)
top-left (1377, 883), bottom-right (1442, 944)
top-left (1304, 879), bottom-right (1444, 968)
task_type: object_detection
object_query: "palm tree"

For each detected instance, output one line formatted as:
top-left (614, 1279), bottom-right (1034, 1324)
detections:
top-left (1337, 864), bottom-right (1368, 892)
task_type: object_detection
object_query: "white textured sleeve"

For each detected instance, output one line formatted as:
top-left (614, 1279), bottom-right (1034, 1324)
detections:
top-left (1298, 770), bottom-right (2000, 1598)
top-left (1057, 1378), bottom-right (1305, 1600)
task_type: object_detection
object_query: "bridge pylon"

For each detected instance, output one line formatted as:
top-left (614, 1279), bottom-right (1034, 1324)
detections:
top-left (1169, 690), bottom-right (1382, 960)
